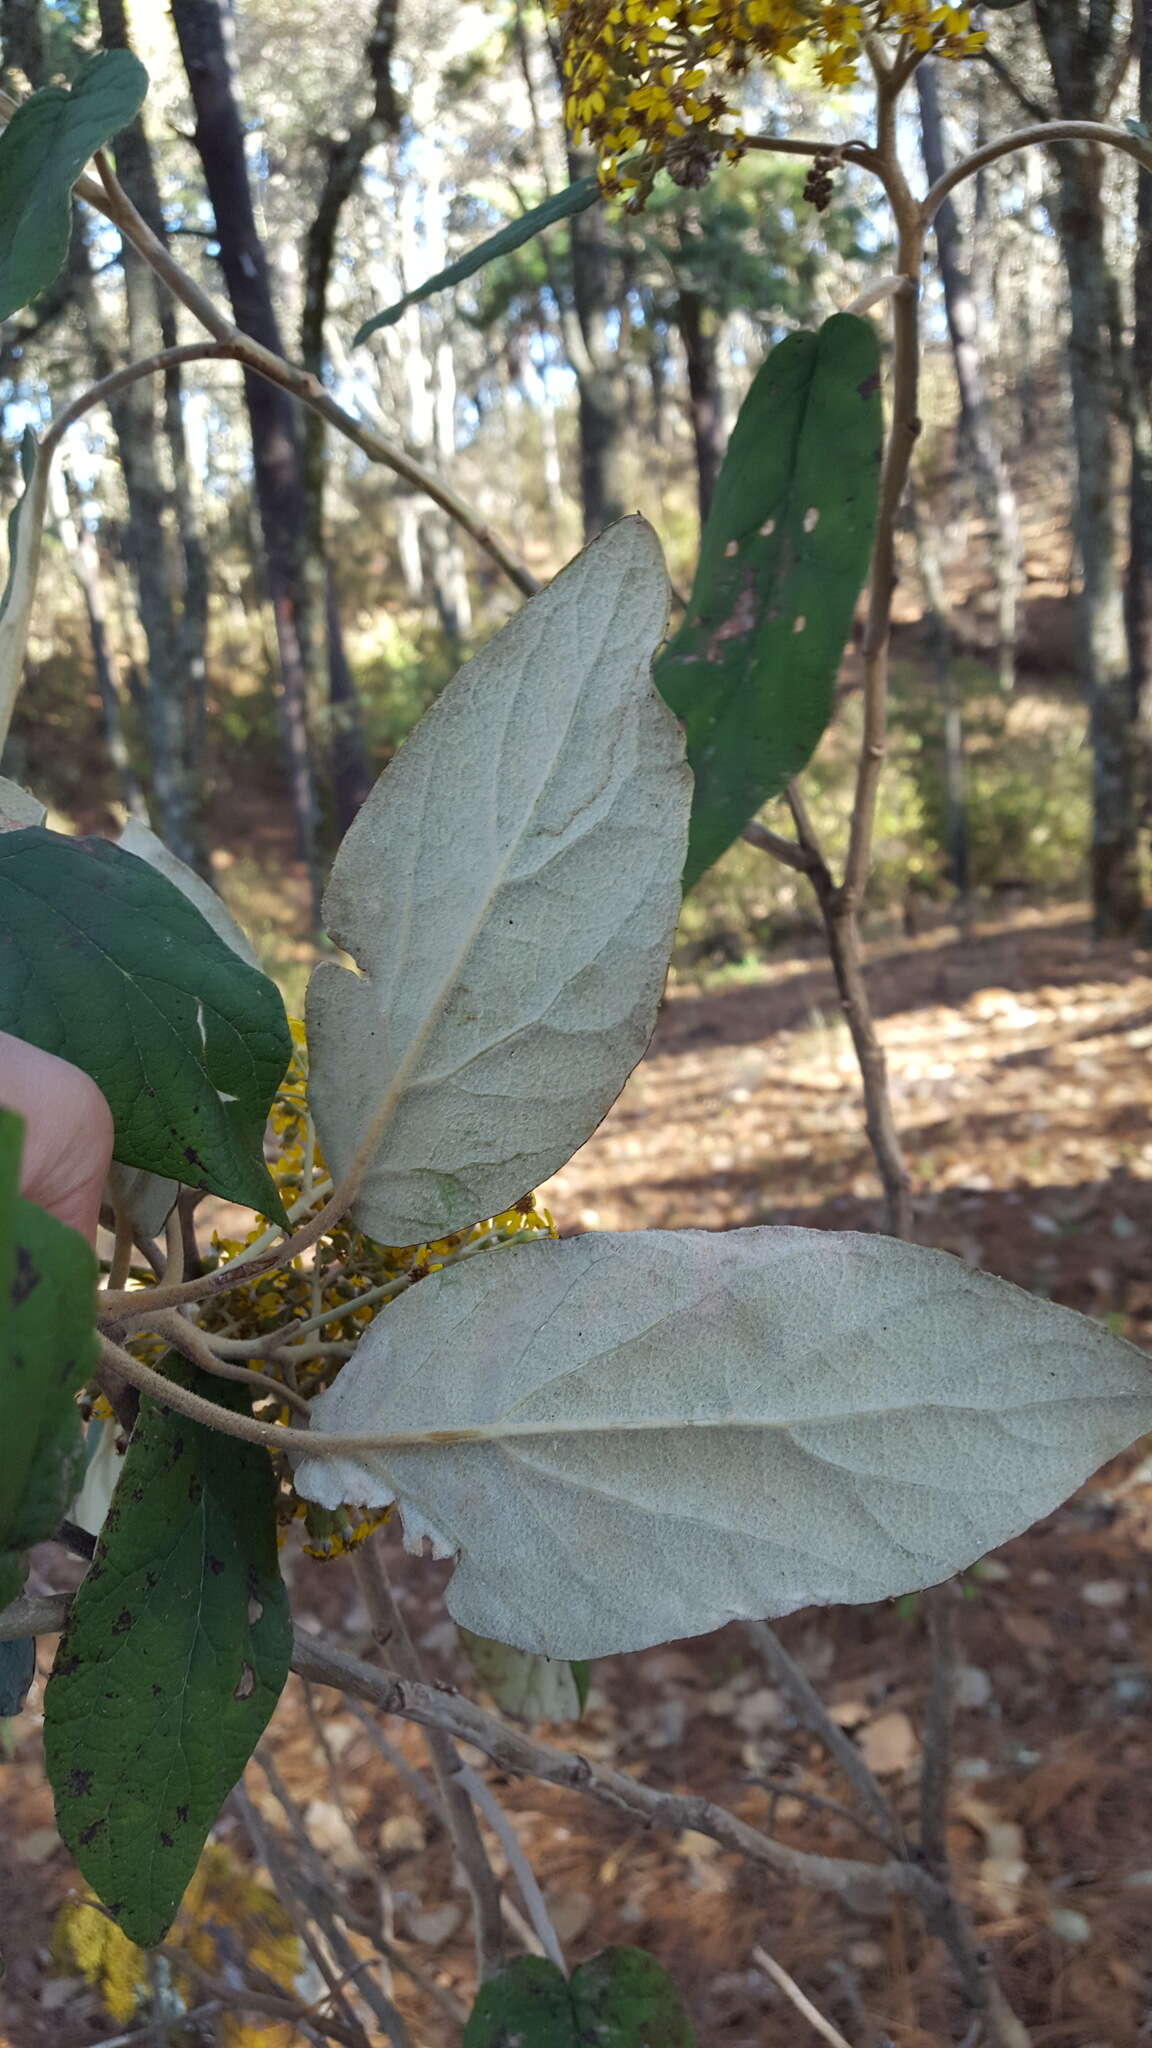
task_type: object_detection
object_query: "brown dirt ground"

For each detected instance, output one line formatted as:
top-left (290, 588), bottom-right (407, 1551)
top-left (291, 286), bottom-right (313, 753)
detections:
top-left (4, 905), bottom-right (1152, 2048)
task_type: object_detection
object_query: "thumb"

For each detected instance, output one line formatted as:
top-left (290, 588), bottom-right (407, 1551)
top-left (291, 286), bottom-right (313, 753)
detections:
top-left (0, 1032), bottom-right (115, 1244)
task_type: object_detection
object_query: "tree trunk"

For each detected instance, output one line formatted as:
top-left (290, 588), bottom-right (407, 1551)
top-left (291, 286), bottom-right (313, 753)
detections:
top-left (89, 0), bottom-right (209, 868)
top-left (566, 147), bottom-right (629, 539)
top-left (676, 288), bottom-right (723, 528)
top-left (916, 59), bottom-right (1020, 693)
top-left (99, 0), bottom-right (210, 784)
top-left (299, 0), bottom-right (399, 835)
top-left (170, 0), bottom-right (319, 911)
top-left (0, 0), bottom-right (41, 87)
top-left (51, 464), bottom-right (149, 824)
top-left (1056, 138), bottom-right (1139, 933)
top-left (1034, 0), bottom-right (1140, 936)
top-left (1126, 0), bottom-right (1152, 916)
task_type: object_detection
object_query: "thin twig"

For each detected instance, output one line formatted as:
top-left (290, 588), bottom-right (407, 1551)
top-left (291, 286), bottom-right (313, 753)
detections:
top-left (293, 1627), bottom-right (938, 1906)
top-left (919, 117), bottom-right (1152, 226)
top-left (150, 1309), bottom-right (313, 1417)
top-left (741, 817), bottom-right (818, 875)
top-left (0, 1591), bottom-right (951, 1916)
top-left (743, 1622), bottom-right (902, 1851)
top-left (749, 1773), bottom-right (898, 1853)
top-left (233, 1785), bottom-right (375, 2047)
top-left (85, 2004), bottom-right (224, 2048)
top-left (753, 1946), bottom-right (855, 2048)
top-left (842, 272), bottom-right (910, 318)
top-left (455, 1759), bottom-right (568, 1974)
top-left (76, 164), bottom-right (537, 599)
top-left (353, 1538), bottom-right (507, 1980)
top-left (919, 1582), bottom-right (959, 1874)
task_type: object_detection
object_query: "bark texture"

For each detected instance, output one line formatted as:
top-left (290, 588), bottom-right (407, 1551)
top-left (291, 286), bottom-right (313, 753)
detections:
top-left (1126, 0), bottom-right (1152, 913)
top-left (170, 0), bottom-right (319, 904)
top-left (1035, 0), bottom-right (1142, 934)
top-left (300, 0), bottom-right (401, 833)
top-left (916, 59), bottom-right (1020, 694)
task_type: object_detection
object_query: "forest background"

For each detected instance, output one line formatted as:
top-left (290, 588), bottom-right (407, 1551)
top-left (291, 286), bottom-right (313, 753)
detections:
top-left (5, 0), bottom-right (1152, 2042)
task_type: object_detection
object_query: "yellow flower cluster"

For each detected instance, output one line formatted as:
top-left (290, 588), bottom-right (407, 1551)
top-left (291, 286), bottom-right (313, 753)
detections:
top-left (203, 1021), bottom-right (558, 1557)
top-left (555, 0), bottom-right (984, 195)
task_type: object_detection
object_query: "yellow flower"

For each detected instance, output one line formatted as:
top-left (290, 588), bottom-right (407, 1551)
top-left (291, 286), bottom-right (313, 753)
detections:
top-left (196, 1024), bottom-right (560, 1549)
top-left (554, 0), bottom-right (983, 196)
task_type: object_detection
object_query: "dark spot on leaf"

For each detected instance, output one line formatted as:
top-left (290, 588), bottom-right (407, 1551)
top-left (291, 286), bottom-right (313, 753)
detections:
top-left (188, 1476), bottom-right (203, 1506)
top-left (151, 1684), bottom-right (162, 1698)
top-left (11, 1245), bottom-right (38, 1308)
top-left (160, 1830), bottom-right (173, 1848)
top-left (68, 1768), bottom-right (93, 1797)
top-left (233, 1663), bottom-right (255, 1700)
top-left (183, 1146), bottom-right (207, 1170)
top-left (857, 371), bottom-right (880, 399)
top-left (111, 1610), bottom-right (132, 1634)
top-left (176, 1804), bottom-right (189, 1824)
top-left (207, 1555), bottom-right (225, 1575)
top-left (78, 1820), bottom-right (103, 1846)
top-left (131, 1487), bottom-right (144, 1504)
top-left (144, 1571), bottom-right (158, 1591)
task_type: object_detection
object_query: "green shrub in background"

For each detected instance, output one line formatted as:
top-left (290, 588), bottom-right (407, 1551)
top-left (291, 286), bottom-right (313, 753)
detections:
top-left (674, 665), bottom-right (1090, 978)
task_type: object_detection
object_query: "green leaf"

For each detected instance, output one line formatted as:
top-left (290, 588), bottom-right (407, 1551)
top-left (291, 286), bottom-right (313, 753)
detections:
top-left (0, 1107), bottom-right (99, 1612)
top-left (0, 828), bottom-right (290, 1221)
top-left (306, 518), bottom-right (690, 1247)
top-left (463, 1948), bottom-right (694, 2045)
top-left (43, 1361), bottom-right (292, 1949)
top-left (0, 51), bottom-right (149, 321)
top-left (465, 1956), bottom-right (575, 2045)
top-left (353, 177), bottom-right (600, 344)
top-left (655, 314), bottom-right (881, 887)
top-left (294, 1227), bottom-right (1152, 1661)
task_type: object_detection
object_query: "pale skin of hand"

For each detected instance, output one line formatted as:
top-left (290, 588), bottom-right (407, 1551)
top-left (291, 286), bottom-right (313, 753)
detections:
top-left (0, 1031), bottom-right (114, 1243)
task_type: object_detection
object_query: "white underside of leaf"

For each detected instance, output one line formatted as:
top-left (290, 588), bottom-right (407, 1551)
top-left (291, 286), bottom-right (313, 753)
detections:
top-left (304, 517), bottom-right (691, 1247)
top-left (0, 775), bottom-right (45, 830)
top-left (292, 1227), bottom-right (1152, 1660)
top-left (105, 1161), bottom-right (179, 1242)
top-left (458, 1627), bottom-right (583, 1722)
top-left (117, 820), bottom-right (260, 969)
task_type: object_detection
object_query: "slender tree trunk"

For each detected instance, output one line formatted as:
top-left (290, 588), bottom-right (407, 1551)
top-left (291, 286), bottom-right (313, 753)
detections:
top-left (170, 0), bottom-right (320, 911)
top-left (51, 465), bottom-right (149, 823)
top-left (676, 288), bottom-right (723, 527)
top-left (1127, 0), bottom-right (1152, 909)
top-left (300, 0), bottom-right (399, 835)
top-left (1035, 0), bottom-right (1141, 935)
top-left (99, 0), bottom-right (210, 794)
top-left (0, 0), bottom-right (41, 86)
top-left (88, 0), bottom-right (209, 867)
top-left (917, 60), bottom-right (1020, 693)
top-left (1056, 139), bottom-right (1139, 933)
top-left (566, 147), bottom-right (629, 539)
top-left (391, 93), bottom-right (473, 649)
